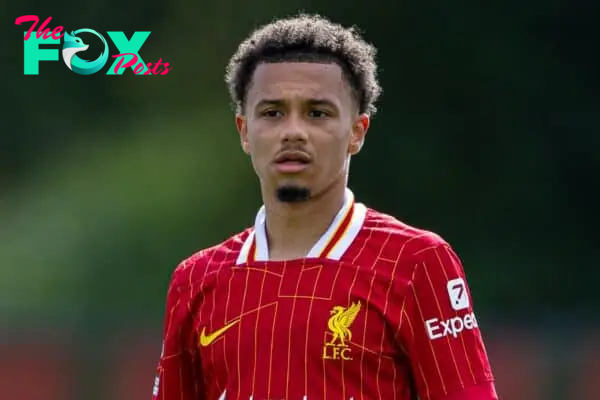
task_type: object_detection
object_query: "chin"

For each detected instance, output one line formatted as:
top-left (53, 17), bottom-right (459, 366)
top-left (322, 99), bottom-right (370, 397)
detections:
top-left (275, 184), bottom-right (311, 203)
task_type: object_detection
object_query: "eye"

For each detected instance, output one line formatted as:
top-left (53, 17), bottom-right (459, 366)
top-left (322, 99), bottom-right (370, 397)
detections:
top-left (262, 109), bottom-right (283, 118)
top-left (308, 109), bottom-right (329, 118)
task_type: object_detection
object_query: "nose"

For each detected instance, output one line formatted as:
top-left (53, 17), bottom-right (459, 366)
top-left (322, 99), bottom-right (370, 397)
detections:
top-left (280, 114), bottom-right (308, 144)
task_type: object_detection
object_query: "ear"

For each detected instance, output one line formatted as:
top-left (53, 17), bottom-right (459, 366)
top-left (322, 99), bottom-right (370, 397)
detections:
top-left (235, 114), bottom-right (250, 154)
top-left (348, 114), bottom-right (370, 155)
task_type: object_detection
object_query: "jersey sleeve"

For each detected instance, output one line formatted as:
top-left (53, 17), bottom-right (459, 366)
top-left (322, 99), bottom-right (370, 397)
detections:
top-left (152, 266), bottom-right (205, 400)
top-left (398, 243), bottom-right (497, 400)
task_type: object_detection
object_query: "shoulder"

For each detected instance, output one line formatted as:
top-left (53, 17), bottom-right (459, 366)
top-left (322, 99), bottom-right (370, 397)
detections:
top-left (360, 208), bottom-right (472, 287)
top-left (359, 207), bottom-right (453, 262)
top-left (168, 228), bottom-right (253, 289)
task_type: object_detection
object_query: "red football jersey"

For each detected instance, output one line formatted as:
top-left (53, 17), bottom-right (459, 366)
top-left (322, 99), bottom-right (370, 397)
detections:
top-left (152, 189), bottom-right (497, 400)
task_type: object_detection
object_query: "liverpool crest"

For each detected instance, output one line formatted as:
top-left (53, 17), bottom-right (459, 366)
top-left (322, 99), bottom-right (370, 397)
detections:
top-left (322, 301), bottom-right (362, 360)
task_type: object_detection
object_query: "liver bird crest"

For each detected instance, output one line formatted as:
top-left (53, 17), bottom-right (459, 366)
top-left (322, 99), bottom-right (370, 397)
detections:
top-left (327, 301), bottom-right (362, 347)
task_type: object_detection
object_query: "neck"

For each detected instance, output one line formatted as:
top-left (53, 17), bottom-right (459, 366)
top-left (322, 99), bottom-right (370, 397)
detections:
top-left (262, 179), bottom-right (347, 261)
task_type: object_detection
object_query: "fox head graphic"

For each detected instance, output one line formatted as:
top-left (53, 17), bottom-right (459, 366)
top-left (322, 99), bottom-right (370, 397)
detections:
top-left (61, 29), bottom-right (109, 75)
top-left (62, 31), bottom-right (88, 70)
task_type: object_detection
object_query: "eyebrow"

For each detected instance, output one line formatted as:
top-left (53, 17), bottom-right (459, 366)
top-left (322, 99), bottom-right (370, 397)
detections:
top-left (255, 98), bottom-right (338, 109)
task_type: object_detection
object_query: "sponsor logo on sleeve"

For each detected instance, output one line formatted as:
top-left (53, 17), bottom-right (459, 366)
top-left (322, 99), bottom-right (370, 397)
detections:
top-left (446, 277), bottom-right (469, 311)
top-left (425, 312), bottom-right (479, 340)
top-left (425, 278), bottom-right (479, 340)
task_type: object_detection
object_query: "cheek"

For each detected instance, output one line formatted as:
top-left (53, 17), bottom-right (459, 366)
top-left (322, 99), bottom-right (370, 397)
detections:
top-left (247, 132), bottom-right (272, 168)
top-left (319, 134), bottom-right (350, 171)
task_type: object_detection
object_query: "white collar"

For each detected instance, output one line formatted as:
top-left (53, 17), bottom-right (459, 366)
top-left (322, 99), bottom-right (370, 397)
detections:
top-left (236, 188), bottom-right (367, 264)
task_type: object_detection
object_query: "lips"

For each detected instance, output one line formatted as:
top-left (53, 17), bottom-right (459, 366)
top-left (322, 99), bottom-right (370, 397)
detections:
top-left (274, 150), bottom-right (311, 164)
top-left (273, 150), bottom-right (311, 173)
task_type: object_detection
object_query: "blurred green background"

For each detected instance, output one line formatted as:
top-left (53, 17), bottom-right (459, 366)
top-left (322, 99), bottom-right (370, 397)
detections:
top-left (2, 1), bottom-right (599, 399)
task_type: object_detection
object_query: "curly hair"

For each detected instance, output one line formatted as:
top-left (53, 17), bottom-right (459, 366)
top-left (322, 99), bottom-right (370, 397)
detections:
top-left (225, 14), bottom-right (381, 116)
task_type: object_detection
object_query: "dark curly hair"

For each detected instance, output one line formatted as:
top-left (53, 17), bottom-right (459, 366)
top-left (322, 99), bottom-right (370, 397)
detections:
top-left (225, 14), bottom-right (381, 116)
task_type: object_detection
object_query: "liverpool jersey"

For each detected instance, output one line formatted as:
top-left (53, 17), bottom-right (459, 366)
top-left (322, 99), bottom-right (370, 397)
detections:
top-left (152, 189), bottom-right (497, 400)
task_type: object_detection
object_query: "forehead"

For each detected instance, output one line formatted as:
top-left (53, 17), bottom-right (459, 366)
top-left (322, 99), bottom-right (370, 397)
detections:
top-left (247, 62), bottom-right (353, 106)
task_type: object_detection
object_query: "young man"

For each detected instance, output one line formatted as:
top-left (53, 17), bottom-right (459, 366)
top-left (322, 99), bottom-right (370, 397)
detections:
top-left (152, 14), bottom-right (497, 400)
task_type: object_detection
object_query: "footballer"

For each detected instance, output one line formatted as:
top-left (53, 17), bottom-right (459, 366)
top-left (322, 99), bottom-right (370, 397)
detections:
top-left (152, 13), bottom-right (497, 400)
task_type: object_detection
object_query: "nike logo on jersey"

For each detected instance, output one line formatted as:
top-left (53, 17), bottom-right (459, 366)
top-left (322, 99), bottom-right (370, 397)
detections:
top-left (199, 319), bottom-right (240, 346)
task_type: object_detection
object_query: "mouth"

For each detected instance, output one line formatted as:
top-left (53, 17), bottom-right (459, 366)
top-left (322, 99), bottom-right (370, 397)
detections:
top-left (273, 151), bottom-right (311, 173)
